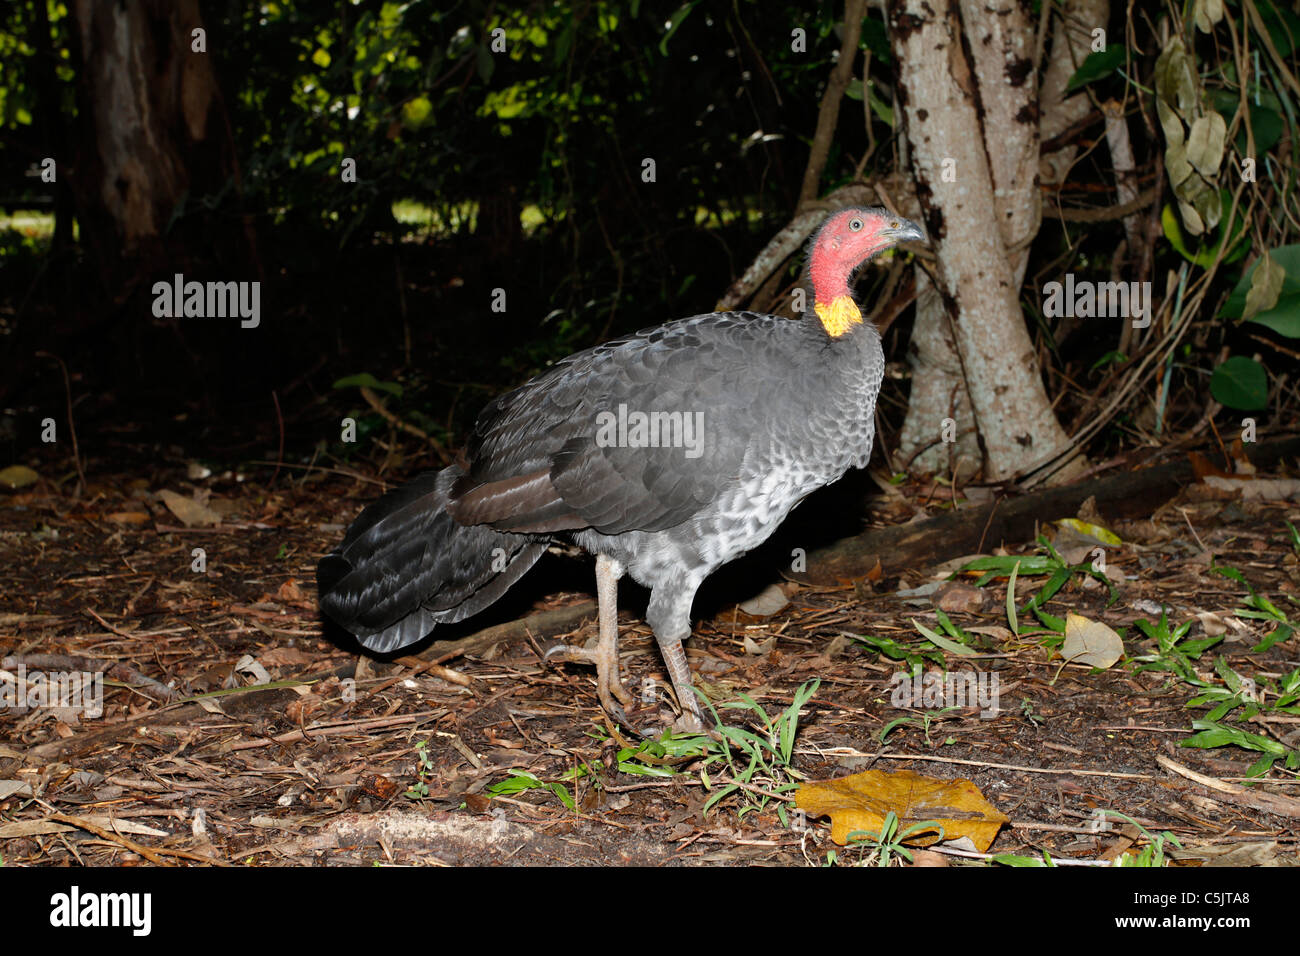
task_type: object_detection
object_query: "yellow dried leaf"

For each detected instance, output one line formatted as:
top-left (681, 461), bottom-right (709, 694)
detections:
top-left (1056, 518), bottom-right (1122, 547)
top-left (0, 465), bottom-right (39, 490)
top-left (794, 769), bottom-right (1008, 850)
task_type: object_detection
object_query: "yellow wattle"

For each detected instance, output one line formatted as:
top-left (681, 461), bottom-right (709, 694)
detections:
top-left (814, 294), bottom-right (862, 337)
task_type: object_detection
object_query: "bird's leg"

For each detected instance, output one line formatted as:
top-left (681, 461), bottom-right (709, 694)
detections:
top-left (645, 583), bottom-right (707, 733)
top-left (545, 554), bottom-right (635, 726)
top-left (655, 630), bottom-right (706, 733)
top-left (592, 554), bottom-right (635, 713)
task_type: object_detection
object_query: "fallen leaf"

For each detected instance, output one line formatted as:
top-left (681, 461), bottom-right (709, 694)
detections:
top-left (965, 624), bottom-right (1014, 642)
top-left (1062, 613), bottom-right (1124, 668)
top-left (276, 579), bottom-right (305, 603)
top-left (1195, 611), bottom-right (1229, 636)
top-left (795, 769), bottom-right (1008, 850)
top-left (738, 583), bottom-right (789, 617)
top-left (0, 780), bottom-right (33, 800)
top-left (0, 465), bottom-right (39, 490)
top-left (360, 774), bottom-right (400, 800)
top-left (1169, 840), bottom-right (1277, 866)
top-left (106, 511), bottom-right (151, 524)
top-left (1057, 518), bottom-right (1122, 547)
top-left (258, 646), bottom-right (314, 667)
top-left (934, 582), bottom-right (989, 614)
top-left (156, 489), bottom-right (222, 527)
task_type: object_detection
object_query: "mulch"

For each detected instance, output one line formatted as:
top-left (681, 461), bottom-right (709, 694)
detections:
top-left (1, 463), bottom-right (1297, 866)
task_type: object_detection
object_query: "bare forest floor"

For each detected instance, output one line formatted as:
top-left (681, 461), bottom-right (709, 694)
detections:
top-left (2, 458), bottom-right (1298, 867)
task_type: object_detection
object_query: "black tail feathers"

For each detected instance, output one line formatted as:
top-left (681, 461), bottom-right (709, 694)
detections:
top-left (317, 466), bottom-right (546, 654)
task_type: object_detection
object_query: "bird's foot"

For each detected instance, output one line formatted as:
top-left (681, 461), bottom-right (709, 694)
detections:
top-left (544, 640), bottom-right (636, 720)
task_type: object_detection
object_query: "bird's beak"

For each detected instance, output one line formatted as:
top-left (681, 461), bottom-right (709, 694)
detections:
top-left (888, 217), bottom-right (926, 245)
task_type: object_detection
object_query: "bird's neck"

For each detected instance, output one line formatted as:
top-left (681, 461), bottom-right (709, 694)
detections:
top-left (808, 258), bottom-right (863, 338)
top-left (813, 293), bottom-right (862, 338)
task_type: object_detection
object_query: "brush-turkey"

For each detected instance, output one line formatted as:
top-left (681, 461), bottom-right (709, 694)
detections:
top-left (318, 207), bottom-right (924, 731)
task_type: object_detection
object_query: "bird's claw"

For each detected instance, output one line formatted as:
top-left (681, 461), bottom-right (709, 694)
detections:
top-left (542, 642), bottom-right (582, 664)
top-left (544, 642), bottom-right (633, 701)
top-left (544, 640), bottom-right (637, 723)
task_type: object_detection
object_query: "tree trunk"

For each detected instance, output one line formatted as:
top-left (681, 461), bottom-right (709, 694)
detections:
top-left (67, 0), bottom-right (241, 298)
top-left (889, 0), bottom-right (1090, 482)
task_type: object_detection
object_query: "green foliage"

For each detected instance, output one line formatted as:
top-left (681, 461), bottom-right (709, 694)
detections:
top-left (483, 680), bottom-right (821, 821)
top-left (332, 373), bottom-right (403, 396)
top-left (1212, 564), bottom-right (1295, 653)
top-left (1066, 46), bottom-right (1124, 92)
top-left (1102, 811), bottom-right (1182, 867)
top-left (1209, 355), bottom-right (1269, 410)
top-left (959, 534), bottom-right (1118, 630)
top-left (1209, 89), bottom-right (1285, 154)
top-left (1221, 244), bottom-right (1300, 337)
top-left (404, 740), bottom-right (435, 800)
top-left (1182, 718), bottom-right (1298, 777)
top-left (1160, 201), bottom-right (1248, 268)
top-left (854, 632), bottom-right (945, 675)
top-left (844, 812), bottom-right (943, 867)
top-left (1130, 567), bottom-right (1299, 777)
top-left (991, 849), bottom-right (1057, 866)
top-left (1128, 607), bottom-right (1222, 681)
top-left (878, 707), bottom-right (958, 746)
top-left (688, 679), bottom-right (820, 821)
top-left (859, 13), bottom-right (892, 65)
top-left (2, 0), bottom-right (1296, 469)
top-left (486, 768), bottom-right (576, 810)
top-left (911, 609), bottom-right (978, 655)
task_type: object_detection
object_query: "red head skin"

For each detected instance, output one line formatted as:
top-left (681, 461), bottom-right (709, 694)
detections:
top-left (807, 208), bottom-right (922, 337)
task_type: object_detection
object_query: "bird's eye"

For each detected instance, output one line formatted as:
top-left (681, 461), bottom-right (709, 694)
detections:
top-left (890, 220), bottom-right (900, 229)
top-left (849, 217), bottom-right (863, 232)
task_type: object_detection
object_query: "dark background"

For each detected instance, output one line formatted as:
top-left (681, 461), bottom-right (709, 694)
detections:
top-left (0, 0), bottom-right (1294, 482)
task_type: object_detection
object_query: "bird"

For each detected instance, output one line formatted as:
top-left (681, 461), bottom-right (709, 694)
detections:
top-left (318, 206), bottom-right (924, 732)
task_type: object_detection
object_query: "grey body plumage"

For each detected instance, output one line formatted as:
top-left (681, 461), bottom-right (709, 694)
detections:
top-left (318, 207), bottom-right (921, 730)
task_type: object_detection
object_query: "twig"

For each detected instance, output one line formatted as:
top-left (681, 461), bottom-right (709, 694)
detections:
top-left (1040, 184), bottom-right (1159, 222)
top-left (393, 654), bottom-right (471, 688)
top-left (1156, 755), bottom-right (1300, 819)
top-left (225, 713), bottom-right (432, 751)
top-left (48, 813), bottom-right (229, 866)
top-left (359, 385), bottom-right (452, 465)
top-left (4, 647), bottom-right (178, 704)
top-left (797, 0), bottom-right (866, 204)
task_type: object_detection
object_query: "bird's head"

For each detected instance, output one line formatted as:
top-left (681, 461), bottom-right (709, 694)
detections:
top-left (807, 207), bottom-right (925, 337)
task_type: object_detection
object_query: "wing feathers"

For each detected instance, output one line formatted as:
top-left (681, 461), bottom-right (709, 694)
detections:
top-left (450, 312), bottom-right (794, 536)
